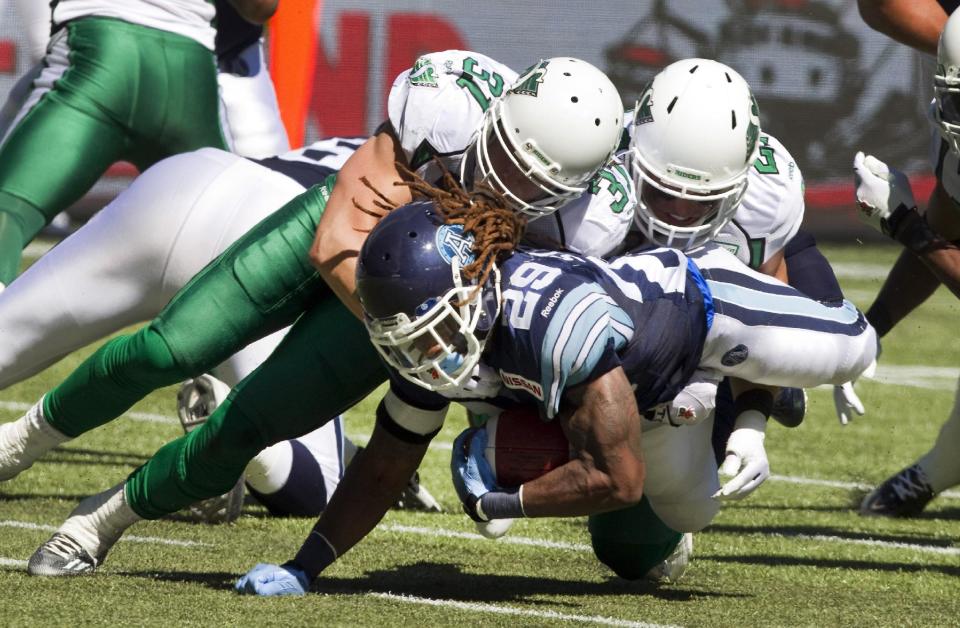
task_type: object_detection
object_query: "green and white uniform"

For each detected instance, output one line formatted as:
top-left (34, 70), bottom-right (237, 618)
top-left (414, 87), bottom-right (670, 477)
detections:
top-left (0, 0), bottom-right (225, 284)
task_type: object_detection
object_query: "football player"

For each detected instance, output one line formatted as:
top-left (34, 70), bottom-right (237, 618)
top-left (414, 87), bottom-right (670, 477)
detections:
top-left (848, 8), bottom-right (960, 517)
top-left (232, 190), bottom-right (877, 596)
top-left (5, 52), bottom-right (625, 576)
top-left (0, 0), bottom-right (279, 287)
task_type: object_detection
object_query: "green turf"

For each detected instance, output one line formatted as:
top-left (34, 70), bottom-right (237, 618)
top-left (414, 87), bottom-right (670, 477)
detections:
top-left (0, 241), bottom-right (958, 627)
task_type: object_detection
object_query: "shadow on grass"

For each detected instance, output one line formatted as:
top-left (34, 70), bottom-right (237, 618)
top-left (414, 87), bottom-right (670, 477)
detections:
top-left (42, 446), bottom-right (151, 466)
top-left (701, 553), bottom-right (960, 577)
top-left (709, 522), bottom-right (960, 548)
top-left (123, 561), bottom-right (748, 602)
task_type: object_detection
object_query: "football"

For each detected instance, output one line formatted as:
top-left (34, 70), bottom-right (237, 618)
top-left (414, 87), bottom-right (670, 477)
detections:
top-left (484, 404), bottom-right (571, 488)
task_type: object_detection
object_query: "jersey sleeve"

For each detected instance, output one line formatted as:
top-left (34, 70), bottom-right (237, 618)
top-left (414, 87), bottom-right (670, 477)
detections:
top-left (387, 51), bottom-right (517, 172)
top-left (532, 282), bottom-right (633, 418)
top-left (717, 133), bottom-right (804, 267)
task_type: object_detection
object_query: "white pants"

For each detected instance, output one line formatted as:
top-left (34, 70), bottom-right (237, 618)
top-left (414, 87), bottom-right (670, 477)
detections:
top-left (692, 244), bottom-right (878, 387)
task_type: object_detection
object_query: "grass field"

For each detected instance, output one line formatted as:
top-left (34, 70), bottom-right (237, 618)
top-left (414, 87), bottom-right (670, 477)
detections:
top-left (0, 241), bottom-right (958, 627)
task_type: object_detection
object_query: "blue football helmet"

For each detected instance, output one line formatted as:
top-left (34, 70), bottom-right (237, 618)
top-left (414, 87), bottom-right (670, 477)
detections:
top-left (356, 201), bottom-right (502, 392)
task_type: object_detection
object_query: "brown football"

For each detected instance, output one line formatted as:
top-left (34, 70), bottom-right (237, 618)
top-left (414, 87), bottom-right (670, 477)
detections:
top-left (484, 404), bottom-right (570, 488)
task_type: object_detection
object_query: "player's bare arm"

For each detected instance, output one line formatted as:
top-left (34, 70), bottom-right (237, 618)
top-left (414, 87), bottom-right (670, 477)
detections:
top-left (227, 0), bottom-right (278, 24)
top-left (857, 0), bottom-right (947, 56)
top-left (757, 248), bottom-right (788, 284)
top-left (309, 127), bottom-right (412, 318)
top-left (521, 367), bottom-right (645, 518)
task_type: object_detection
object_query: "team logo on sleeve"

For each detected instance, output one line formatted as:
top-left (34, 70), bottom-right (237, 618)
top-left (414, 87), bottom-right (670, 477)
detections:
top-left (499, 370), bottom-right (544, 400)
top-left (409, 57), bottom-right (439, 88)
top-left (436, 224), bottom-right (476, 266)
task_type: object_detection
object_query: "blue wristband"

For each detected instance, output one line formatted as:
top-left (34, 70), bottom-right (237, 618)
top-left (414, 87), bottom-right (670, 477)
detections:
top-left (478, 487), bottom-right (526, 520)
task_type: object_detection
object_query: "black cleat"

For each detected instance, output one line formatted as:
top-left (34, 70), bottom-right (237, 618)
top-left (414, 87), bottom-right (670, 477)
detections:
top-left (770, 387), bottom-right (806, 428)
top-left (395, 471), bottom-right (443, 512)
top-left (860, 464), bottom-right (935, 518)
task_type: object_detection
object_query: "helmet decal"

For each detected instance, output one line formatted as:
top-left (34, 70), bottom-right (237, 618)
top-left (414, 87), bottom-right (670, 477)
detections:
top-left (635, 82), bottom-right (654, 125)
top-left (745, 96), bottom-right (761, 161)
top-left (436, 224), bottom-right (476, 266)
top-left (510, 60), bottom-right (550, 97)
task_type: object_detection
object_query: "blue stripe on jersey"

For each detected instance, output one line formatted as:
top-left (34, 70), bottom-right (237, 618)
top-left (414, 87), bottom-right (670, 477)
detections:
top-left (706, 279), bottom-right (863, 326)
top-left (540, 284), bottom-right (634, 417)
top-left (704, 267), bottom-right (801, 298)
top-left (687, 258), bottom-right (714, 331)
top-left (709, 280), bottom-right (867, 335)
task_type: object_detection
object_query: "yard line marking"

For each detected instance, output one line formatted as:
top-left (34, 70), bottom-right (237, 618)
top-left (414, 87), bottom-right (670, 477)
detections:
top-left (831, 262), bottom-right (889, 280)
top-left (381, 523), bottom-right (591, 551)
top-left (0, 400), bottom-right (177, 426)
top-left (0, 557), bottom-right (27, 568)
top-left (0, 521), bottom-right (210, 548)
top-left (368, 592), bottom-right (679, 628)
top-left (790, 534), bottom-right (960, 557)
top-left (769, 474), bottom-right (960, 499)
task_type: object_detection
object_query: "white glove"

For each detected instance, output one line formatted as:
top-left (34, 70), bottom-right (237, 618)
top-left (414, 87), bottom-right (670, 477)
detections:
top-left (443, 364), bottom-right (502, 399)
top-left (714, 410), bottom-right (769, 501)
top-left (853, 151), bottom-right (917, 235)
top-left (650, 371), bottom-right (720, 426)
top-left (832, 359), bottom-right (876, 426)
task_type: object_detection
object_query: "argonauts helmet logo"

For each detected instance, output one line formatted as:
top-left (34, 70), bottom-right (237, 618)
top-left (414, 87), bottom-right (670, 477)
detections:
top-left (436, 224), bottom-right (476, 266)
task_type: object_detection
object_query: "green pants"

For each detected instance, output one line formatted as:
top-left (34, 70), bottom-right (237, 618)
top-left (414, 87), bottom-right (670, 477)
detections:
top-left (42, 176), bottom-right (387, 518)
top-left (0, 17), bottom-right (227, 284)
top-left (588, 497), bottom-right (683, 580)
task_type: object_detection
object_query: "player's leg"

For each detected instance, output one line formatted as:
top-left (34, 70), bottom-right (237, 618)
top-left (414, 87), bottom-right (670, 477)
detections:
top-left (862, 376), bottom-right (960, 516)
top-left (0, 149), bottom-right (266, 389)
top-left (28, 296), bottom-right (386, 575)
top-left (588, 497), bottom-right (686, 581)
top-left (0, 25), bottom-right (128, 284)
top-left (0, 180), bottom-right (334, 481)
top-left (217, 39), bottom-right (290, 159)
top-left (691, 245), bottom-right (878, 387)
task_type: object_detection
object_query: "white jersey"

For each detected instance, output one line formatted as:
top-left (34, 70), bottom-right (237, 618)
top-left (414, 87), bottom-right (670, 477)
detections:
top-left (51, 0), bottom-right (216, 50)
top-left (389, 50), bottom-right (630, 258)
top-left (712, 133), bottom-right (805, 269)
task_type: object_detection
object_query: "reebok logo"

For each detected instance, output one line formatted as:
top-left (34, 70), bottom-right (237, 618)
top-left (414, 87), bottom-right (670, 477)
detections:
top-left (541, 288), bottom-right (564, 318)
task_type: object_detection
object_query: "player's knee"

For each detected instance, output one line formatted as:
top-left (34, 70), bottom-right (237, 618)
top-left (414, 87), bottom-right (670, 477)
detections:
top-left (246, 440), bottom-right (330, 517)
top-left (180, 402), bottom-right (269, 493)
top-left (590, 532), bottom-right (683, 580)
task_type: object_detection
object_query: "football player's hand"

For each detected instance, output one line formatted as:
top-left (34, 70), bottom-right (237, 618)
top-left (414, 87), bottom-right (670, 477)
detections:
top-left (833, 382), bottom-right (865, 426)
top-left (715, 411), bottom-right (769, 501)
top-left (451, 427), bottom-right (498, 521)
top-left (443, 364), bottom-right (502, 400)
top-left (853, 151), bottom-right (916, 237)
top-left (235, 562), bottom-right (310, 596)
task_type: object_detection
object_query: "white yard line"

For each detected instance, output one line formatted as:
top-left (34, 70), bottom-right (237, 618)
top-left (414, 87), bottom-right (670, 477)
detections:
top-left (0, 557), bottom-right (27, 568)
top-left (382, 523), bottom-right (591, 551)
top-left (0, 520), bottom-right (209, 548)
top-left (831, 262), bottom-right (890, 281)
top-left (0, 400), bottom-right (177, 426)
top-left (368, 592), bottom-right (680, 628)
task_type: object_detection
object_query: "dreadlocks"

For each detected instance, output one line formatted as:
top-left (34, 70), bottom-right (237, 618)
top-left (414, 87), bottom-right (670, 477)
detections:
top-left (354, 159), bottom-right (526, 288)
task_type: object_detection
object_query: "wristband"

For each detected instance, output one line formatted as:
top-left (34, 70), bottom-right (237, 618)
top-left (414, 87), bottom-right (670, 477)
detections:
top-left (478, 487), bottom-right (526, 520)
top-left (291, 528), bottom-right (338, 582)
top-left (889, 208), bottom-right (949, 256)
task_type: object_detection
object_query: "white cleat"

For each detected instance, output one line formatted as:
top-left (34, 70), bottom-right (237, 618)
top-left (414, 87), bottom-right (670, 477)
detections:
top-left (28, 482), bottom-right (140, 577)
top-left (0, 399), bottom-right (68, 481)
top-left (645, 532), bottom-right (693, 583)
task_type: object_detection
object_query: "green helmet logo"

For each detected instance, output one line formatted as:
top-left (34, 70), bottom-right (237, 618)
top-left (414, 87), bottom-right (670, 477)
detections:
top-left (510, 60), bottom-right (550, 97)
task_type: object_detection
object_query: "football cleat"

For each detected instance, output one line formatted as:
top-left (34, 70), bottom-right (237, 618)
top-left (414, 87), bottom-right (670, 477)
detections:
top-left (176, 375), bottom-right (245, 523)
top-left (27, 533), bottom-right (98, 577)
top-left (0, 399), bottom-right (68, 481)
top-left (645, 532), bottom-right (694, 583)
top-left (395, 470), bottom-right (443, 513)
top-left (860, 464), bottom-right (935, 518)
top-left (770, 387), bottom-right (806, 428)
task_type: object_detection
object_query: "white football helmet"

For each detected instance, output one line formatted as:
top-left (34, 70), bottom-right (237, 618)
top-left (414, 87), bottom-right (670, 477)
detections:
top-left (465, 57), bottom-right (624, 218)
top-left (935, 10), bottom-right (960, 154)
top-left (628, 58), bottom-right (761, 250)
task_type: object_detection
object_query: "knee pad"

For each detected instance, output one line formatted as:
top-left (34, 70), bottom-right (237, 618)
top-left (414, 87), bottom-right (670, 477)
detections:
top-left (588, 498), bottom-right (682, 580)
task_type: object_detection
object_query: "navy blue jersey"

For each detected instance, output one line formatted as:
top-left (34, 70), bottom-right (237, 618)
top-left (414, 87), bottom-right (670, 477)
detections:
top-left (941, 0), bottom-right (960, 16)
top-left (214, 0), bottom-right (263, 62)
top-left (392, 246), bottom-right (710, 419)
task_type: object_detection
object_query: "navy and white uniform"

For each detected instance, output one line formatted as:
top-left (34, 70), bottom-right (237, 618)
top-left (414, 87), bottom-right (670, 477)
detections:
top-left (389, 245), bottom-right (877, 531)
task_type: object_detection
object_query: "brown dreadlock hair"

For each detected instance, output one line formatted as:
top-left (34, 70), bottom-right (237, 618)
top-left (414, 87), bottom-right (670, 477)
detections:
top-left (353, 158), bottom-right (527, 289)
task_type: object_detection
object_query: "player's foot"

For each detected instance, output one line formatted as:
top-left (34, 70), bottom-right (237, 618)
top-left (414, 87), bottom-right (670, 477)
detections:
top-left (395, 470), bottom-right (443, 512)
top-left (28, 482), bottom-right (140, 577)
top-left (645, 532), bottom-right (693, 583)
top-left (860, 464), bottom-right (935, 518)
top-left (28, 533), bottom-right (98, 576)
top-left (176, 375), bottom-right (245, 523)
top-left (0, 398), bottom-right (69, 481)
top-left (770, 387), bottom-right (806, 428)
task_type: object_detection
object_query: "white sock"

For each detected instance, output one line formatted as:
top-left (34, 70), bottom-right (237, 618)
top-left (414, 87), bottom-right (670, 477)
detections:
top-left (0, 397), bottom-right (70, 480)
top-left (59, 482), bottom-right (142, 563)
top-left (918, 378), bottom-right (960, 493)
top-left (244, 441), bottom-right (293, 496)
